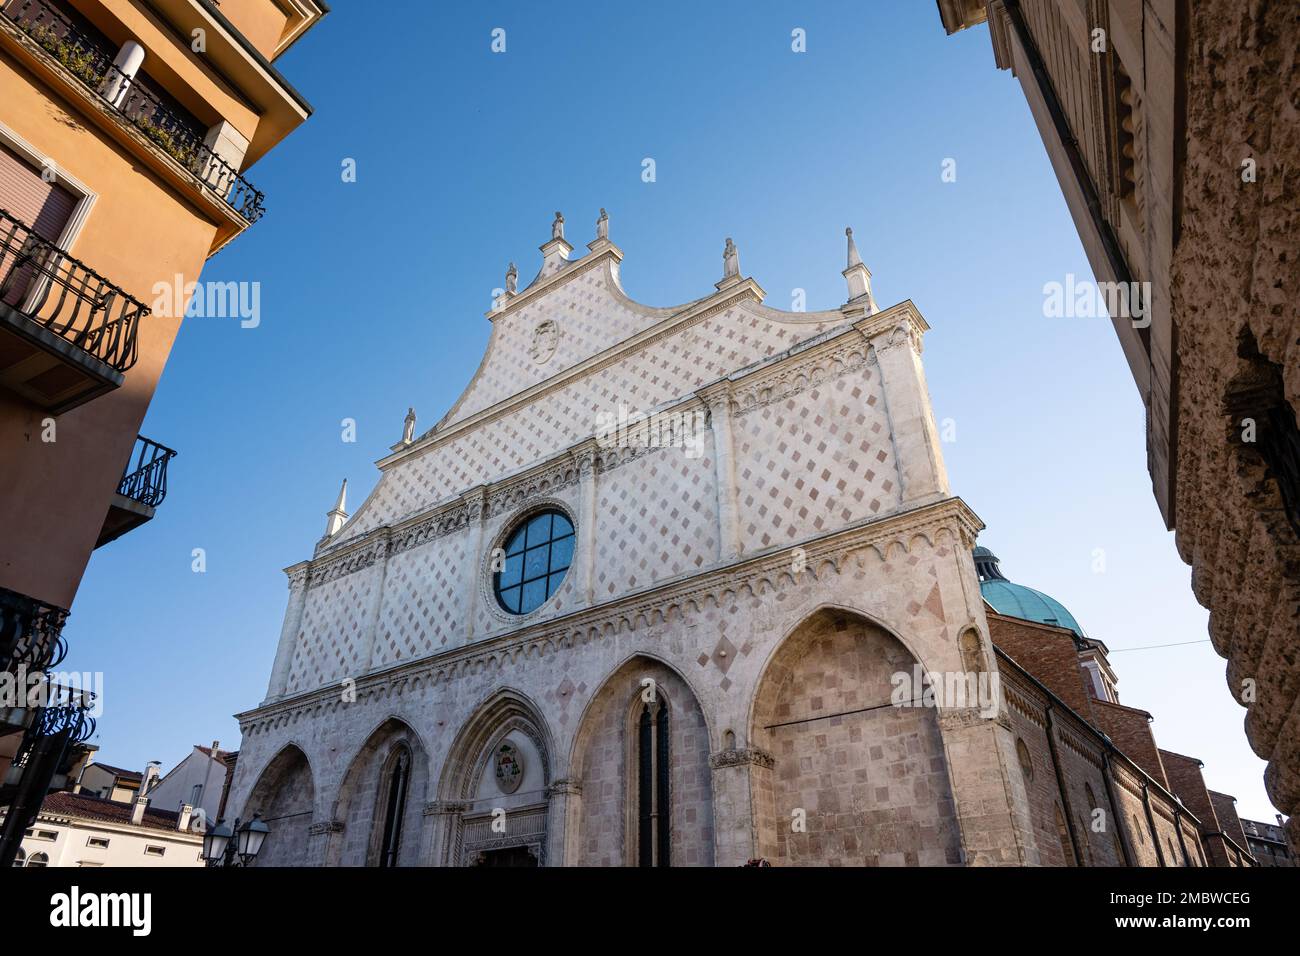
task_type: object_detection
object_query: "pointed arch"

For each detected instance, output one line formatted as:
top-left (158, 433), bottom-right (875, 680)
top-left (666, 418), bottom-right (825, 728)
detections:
top-left (438, 687), bottom-right (555, 802)
top-left (748, 606), bottom-right (962, 866)
top-left (329, 716), bottom-right (430, 866)
top-left (570, 654), bottom-right (714, 866)
top-left (243, 743), bottom-right (316, 868)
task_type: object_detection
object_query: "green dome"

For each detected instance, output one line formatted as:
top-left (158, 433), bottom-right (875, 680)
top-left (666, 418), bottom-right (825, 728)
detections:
top-left (973, 547), bottom-right (1085, 637)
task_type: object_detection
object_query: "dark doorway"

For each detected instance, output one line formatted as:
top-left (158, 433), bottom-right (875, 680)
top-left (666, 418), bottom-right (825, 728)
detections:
top-left (474, 846), bottom-right (538, 867)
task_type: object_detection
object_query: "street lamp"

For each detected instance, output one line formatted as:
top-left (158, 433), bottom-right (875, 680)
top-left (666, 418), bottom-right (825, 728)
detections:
top-left (202, 814), bottom-right (269, 867)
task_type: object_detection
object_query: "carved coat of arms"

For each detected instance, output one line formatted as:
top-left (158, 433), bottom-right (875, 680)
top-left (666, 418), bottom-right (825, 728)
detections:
top-left (495, 741), bottom-right (524, 794)
top-left (529, 319), bottom-right (559, 364)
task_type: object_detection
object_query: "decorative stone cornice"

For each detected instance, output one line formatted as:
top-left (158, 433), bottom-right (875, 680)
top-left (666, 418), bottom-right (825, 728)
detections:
top-left (709, 747), bottom-right (774, 770)
top-left (729, 333), bottom-right (873, 416)
top-left (851, 299), bottom-right (929, 346)
top-left (306, 535), bottom-right (387, 589)
top-left (236, 496), bottom-right (985, 733)
top-left (307, 820), bottom-right (343, 836)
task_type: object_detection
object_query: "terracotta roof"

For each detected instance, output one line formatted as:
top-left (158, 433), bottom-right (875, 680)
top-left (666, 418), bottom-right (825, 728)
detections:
top-left (40, 792), bottom-right (187, 834)
top-left (86, 762), bottom-right (142, 781)
top-left (196, 745), bottom-right (233, 762)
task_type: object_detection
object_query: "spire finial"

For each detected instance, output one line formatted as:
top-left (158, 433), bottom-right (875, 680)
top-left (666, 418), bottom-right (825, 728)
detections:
top-left (841, 226), bottom-right (874, 311)
top-left (324, 479), bottom-right (349, 536)
top-left (846, 226), bottom-right (862, 268)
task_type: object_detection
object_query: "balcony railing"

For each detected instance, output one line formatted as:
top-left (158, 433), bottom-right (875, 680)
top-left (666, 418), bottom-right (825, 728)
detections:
top-left (0, 208), bottom-right (145, 374)
top-left (118, 435), bottom-right (177, 508)
top-left (0, 586), bottom-right (69, 679)
top-left (1, 0), bottom-right (265, 223)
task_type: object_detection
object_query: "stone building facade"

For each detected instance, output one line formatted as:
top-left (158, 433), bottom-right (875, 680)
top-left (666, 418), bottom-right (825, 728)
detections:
top-left (936, 0), bottom-right (1300, 849)
top-left (227, 214), bottom-right (1047, 866)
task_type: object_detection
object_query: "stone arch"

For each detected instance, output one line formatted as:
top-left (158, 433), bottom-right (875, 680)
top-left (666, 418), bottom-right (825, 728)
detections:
top-left (435, 688), bottom-right (555, 866)
top-left (570, 654), bottom-right (714, 866)
top-left (328, 716), bottom-right (430, 866)
top-left (749, 606), bottom-right (962, 866)
top-left (243, 743), bottom-right (316, 867)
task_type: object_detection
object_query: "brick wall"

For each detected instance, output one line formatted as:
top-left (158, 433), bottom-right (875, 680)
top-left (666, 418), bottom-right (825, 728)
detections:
top-left (1090, 700), bottom-right (1168, 789)
top-left (987, 613), bottom-right (1095, 718)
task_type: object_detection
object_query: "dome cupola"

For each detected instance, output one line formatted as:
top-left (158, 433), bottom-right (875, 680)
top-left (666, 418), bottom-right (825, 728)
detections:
top-left (973, 546), bottom-right (1085, 638)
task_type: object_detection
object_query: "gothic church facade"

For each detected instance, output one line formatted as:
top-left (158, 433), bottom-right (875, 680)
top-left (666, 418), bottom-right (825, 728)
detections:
top-left (227, 213), bottom-right (1043, 866)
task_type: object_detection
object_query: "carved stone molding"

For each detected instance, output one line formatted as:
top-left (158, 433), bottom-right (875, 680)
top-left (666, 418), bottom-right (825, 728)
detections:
top-left (545, 779), bottom-right (582, 797)
top-left (424, 800), bottom-right (471, 816)
top-left (307, 540), bottom-right (385, 590)
top-left (307, 820), bottom-right (344, 836)
top-left (730, 336), bottom-right (872, 416)
top-left (709, 747), bottom-right (774, 770)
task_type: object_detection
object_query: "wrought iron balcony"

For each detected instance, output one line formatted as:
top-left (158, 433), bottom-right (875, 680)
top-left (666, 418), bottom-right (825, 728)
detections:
top-left (0, 678), bottom-right (96, 867)
top-left (0, 585), bottom-right (69, 738)
top-left (96, 435), bottom-right (177, 548)
top-left (1, 0), bottom-right (265, 223)
top-left (0, 208), bottom-right (146, 411)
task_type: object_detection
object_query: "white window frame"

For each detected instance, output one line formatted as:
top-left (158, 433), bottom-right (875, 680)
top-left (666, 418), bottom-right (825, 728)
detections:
top-left (0, 119), bottom-right (97, 252)
top-left (0, 119), bottom-right (98, 315)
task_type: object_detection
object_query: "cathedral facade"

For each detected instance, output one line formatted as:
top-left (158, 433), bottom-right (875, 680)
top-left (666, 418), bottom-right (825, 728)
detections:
top-left (226, 213), bottom-right (1043, 867)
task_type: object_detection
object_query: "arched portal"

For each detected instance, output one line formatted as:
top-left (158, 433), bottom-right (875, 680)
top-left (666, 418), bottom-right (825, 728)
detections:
top-left (436, 690), bottom-right (554, 866)
top-left (570, 656), bottom-right (714, 866)
top-left (329, 718), bottom-right (429, 866)
top-left (749, 608), bottom-right (962, 866)
top-left (244, 744), bottom-right (316, 867)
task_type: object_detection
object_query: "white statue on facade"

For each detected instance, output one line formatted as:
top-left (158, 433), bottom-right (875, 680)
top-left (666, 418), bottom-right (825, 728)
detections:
top-left (402, 407), bottom-right (416, 444)
top-left (551, 211), bottom-right (565, 241)
top-left (505, 261), bottom-right (517, 295)
top-left (596, 208), bottom-right (609, 241)
top-left (723, 237), bottom-right (740, 279)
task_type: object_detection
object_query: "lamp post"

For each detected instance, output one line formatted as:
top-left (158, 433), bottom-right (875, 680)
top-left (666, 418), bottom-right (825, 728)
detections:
top-left (201, 814), bottom-right (270, 867)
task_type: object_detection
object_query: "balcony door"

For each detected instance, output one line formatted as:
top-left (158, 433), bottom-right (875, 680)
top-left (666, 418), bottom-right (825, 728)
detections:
top-left (0, 141), bottom-right (77, 307)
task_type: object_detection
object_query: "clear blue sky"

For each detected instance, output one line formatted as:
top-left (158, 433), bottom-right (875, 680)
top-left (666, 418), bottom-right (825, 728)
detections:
top-left (65, 1), bottom-right (1274, 822)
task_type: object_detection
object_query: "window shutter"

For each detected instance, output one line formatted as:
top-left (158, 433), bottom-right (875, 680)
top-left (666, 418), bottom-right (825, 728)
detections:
top-left (0, 143), bottom-right (77, 242)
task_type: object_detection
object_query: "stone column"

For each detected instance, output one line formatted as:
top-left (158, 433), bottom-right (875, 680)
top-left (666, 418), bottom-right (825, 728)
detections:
top-left (544, 780), bottom-right (582, 866)
top-left (99, 40), bottom-right (145, 108)
top-left (574, 450), bottom-right (598, 604)
top-left (359, 535), bottom-right (391, 673)
top-left (937, 707), bottom-right (1042, 866)
top-left (425, 800), bottom-right (469, 867)
top-left (708, 747), bottom-right (773, 866)
top-left (264, 564), bottom-right (309, 702)
top-left (462, 491), bottom-right (487, 642)
top-left (698, 384), bottom-right (741, 563)
top-left (857, 312), bottom-right (950, 505)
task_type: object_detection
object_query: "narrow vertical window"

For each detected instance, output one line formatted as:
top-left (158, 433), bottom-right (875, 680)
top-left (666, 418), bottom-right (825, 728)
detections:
top-left (378, 749), bottom-right (409, 868)
top-left (636, 699), bottom-right (670, 867)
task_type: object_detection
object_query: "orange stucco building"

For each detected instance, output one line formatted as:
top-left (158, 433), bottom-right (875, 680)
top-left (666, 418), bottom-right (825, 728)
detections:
top-left (0, 0), bottom-right (326, 865)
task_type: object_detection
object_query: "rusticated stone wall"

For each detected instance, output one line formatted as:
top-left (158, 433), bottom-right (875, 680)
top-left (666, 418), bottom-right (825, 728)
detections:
top-left (1169, 0), bottom-right (1300, 849)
